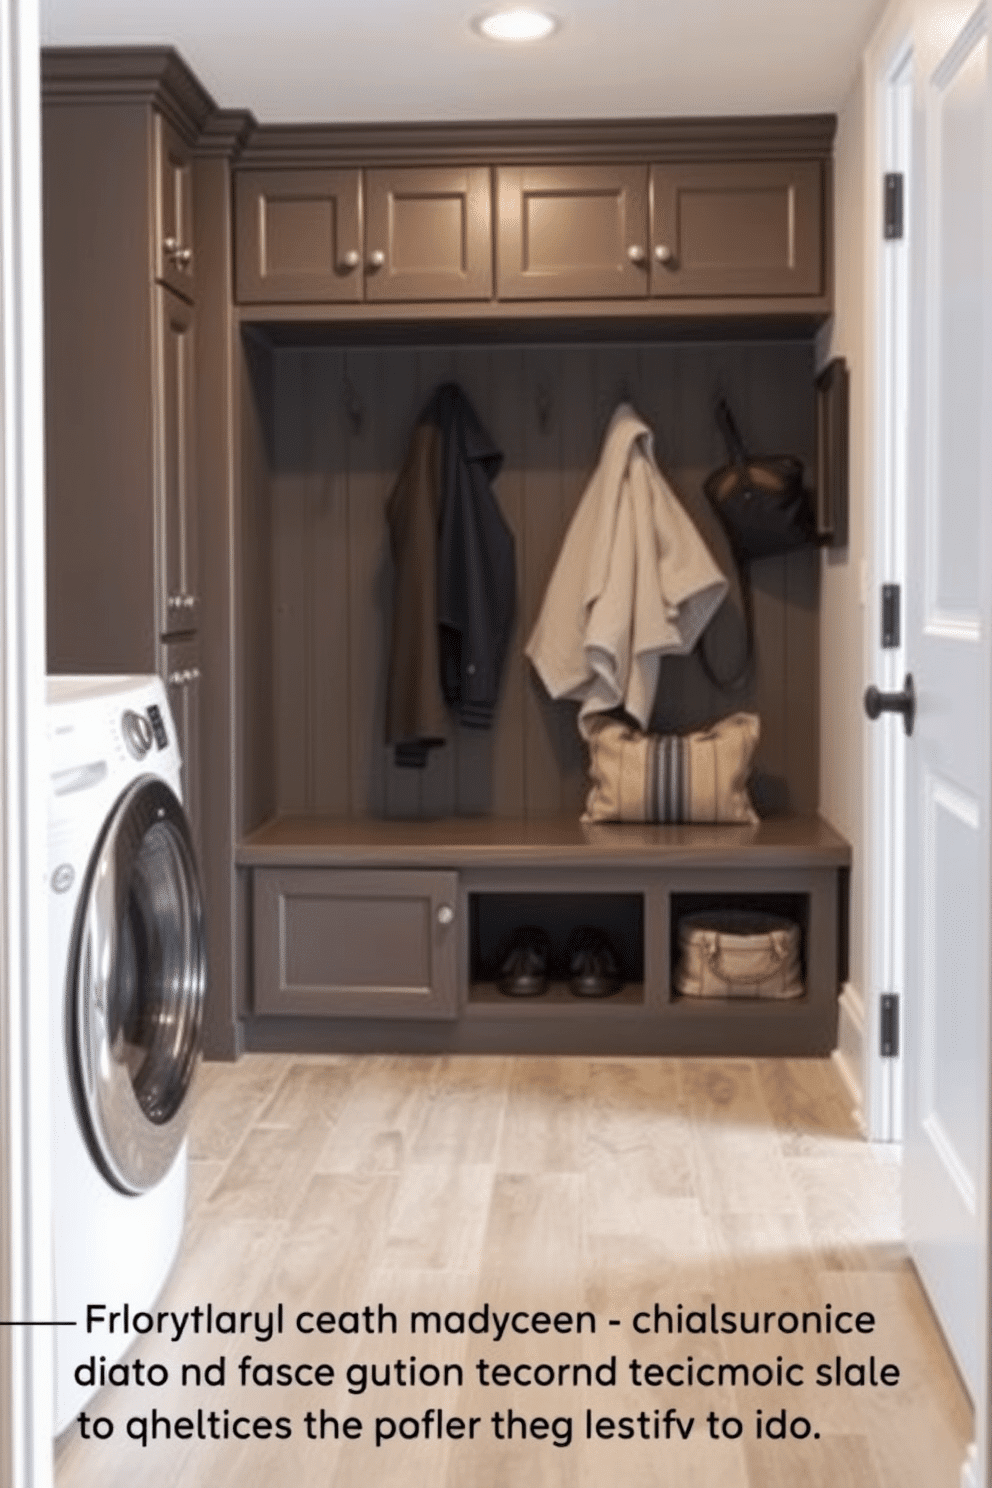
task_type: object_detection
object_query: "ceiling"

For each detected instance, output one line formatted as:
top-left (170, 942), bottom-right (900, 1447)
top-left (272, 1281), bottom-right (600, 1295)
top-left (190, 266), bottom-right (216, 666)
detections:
top-left (40, 0), bottom-right (888, 124)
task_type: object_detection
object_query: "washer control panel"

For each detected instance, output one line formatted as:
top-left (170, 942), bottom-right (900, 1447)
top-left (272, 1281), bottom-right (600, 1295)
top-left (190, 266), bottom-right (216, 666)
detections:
top-left (120, 709), bottom-right (154, 760)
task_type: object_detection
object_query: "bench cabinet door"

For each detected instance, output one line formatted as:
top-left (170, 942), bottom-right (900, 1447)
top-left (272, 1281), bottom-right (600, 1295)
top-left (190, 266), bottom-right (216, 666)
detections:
top-left (253, 867), bottom-right (459, 1018)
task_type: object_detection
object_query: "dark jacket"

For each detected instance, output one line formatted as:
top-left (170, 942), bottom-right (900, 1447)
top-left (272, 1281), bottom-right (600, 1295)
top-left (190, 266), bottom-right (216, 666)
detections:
top-left (385, 383), bottom-right (516, 768)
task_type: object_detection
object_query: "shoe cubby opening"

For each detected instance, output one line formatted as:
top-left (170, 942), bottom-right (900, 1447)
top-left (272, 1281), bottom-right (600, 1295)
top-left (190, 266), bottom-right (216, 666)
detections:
top-left (468, 891), bottom-right (645, 1006)
top-left (669, 890), bottom-right (810, 1004)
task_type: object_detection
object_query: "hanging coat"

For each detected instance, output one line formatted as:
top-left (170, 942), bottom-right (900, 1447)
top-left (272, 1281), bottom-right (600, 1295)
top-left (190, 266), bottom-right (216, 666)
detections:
top-left (386, 383), bottom-right (515, 767)
top-left (526, 403), bottom-right (727, 736)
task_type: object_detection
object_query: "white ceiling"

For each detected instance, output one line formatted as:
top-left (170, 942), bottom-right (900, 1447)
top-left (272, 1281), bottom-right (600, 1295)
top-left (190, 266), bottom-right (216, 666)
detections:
top-left (40, 0), bottom-right (888, 124)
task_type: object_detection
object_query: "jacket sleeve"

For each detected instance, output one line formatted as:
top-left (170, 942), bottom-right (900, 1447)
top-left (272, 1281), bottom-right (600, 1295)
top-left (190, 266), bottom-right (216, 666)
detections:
top-left (384, 419), bottom-right (449, 766)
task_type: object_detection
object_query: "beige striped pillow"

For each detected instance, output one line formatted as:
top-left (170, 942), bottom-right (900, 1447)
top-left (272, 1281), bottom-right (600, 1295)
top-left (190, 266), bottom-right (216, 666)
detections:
top-left (582, 713), bottom-right (760, 824)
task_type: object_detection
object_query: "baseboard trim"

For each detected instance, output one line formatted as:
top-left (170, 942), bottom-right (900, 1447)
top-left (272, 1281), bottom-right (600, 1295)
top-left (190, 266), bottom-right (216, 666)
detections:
top-left (833, 981), bottom-right (866, 1133)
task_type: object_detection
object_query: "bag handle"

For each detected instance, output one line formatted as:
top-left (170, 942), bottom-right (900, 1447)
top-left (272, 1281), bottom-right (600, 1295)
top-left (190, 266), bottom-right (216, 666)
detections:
top-left (714, 397), bottom-right (750, 471)
top-left (705, 934), bottom-right (788, 985)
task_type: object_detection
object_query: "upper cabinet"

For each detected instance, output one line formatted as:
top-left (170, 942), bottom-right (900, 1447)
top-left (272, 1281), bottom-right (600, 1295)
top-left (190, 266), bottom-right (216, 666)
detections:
top-left (231, 121), bottom-right (832, 321)
top-left (235, 165), bottom-right (493, 303)
top-left (649, 160), bottom-right (824, 299)
top-left (155, 113), bottom-right (196, 301)
top-left (496, 163), bottom-right (649, 300)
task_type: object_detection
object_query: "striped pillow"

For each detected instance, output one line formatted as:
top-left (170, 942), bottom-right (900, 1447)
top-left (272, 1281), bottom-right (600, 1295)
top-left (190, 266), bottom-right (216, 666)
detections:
top-left (582, 713), bottom-right (760, 824)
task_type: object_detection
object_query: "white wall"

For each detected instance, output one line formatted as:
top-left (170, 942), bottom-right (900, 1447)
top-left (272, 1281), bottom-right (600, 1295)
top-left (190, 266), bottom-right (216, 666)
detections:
top-left (818, 67), bottom-right (872, 1115)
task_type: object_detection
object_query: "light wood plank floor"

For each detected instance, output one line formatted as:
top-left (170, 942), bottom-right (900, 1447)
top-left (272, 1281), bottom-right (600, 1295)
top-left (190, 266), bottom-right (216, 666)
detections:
top-left (55, 1054), bottom-right (972, 1487)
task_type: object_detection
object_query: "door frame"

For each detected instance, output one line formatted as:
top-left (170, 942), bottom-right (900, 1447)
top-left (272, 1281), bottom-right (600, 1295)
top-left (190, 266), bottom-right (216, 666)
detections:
top-left (864, 1), bottom-right (992, 1483)
top-left (0, 0), bottom-right (54, 1483)
top-left (865, 21), bottom-right (914, 1145)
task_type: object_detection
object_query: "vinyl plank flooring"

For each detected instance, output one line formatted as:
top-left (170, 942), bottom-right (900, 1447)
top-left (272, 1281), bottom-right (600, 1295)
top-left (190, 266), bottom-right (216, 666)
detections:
top-left (55, 1053), bottom-right (972, 1488)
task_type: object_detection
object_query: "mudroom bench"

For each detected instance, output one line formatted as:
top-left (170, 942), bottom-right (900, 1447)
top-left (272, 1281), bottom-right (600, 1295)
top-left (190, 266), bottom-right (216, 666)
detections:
top-left (238, 813), bottom-right (850, 1057)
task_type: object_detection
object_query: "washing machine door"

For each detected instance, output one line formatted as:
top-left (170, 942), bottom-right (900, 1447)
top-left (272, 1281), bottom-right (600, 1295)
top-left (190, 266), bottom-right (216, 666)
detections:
top-left (72, 774), bottom-right (206, 1194)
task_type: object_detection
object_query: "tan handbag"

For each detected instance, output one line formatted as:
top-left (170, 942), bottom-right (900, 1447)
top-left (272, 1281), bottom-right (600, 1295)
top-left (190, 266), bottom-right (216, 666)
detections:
top-left (674, 910), bottom-right (803, 1000)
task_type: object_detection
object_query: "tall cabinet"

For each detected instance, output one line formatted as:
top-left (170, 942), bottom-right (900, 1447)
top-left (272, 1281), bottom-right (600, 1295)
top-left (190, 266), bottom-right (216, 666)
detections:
top-left (42, 49), bottom-right (212, 845)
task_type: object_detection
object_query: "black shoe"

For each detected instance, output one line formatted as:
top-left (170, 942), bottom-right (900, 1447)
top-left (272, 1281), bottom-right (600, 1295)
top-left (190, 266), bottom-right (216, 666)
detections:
top-left (566, 926), bottom-right (623, 998)
top-left (497, 926), bottom-right (551, 998)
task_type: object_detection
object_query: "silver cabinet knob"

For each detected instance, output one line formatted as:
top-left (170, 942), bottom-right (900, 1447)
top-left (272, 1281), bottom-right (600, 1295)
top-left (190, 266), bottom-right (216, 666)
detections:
top-left (654, 244), bottom-right (673, 264)
top-left (167, 667), bottom-right (201, 688)
top-left (164, 236), bottom-right (192, 269)
top-left (368, 249), bottom-right (386, 270)
top-left (627, 244), bottom-right (647, 264)
top-left (341, 249), bottom-right (360, 270)
top-left (436, 904), bottom-right (455, 927)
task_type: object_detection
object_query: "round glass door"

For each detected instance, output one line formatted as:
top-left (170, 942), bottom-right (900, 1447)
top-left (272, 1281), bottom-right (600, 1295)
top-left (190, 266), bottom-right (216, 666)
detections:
top-left (72, 775), bottom-right (206, 1194)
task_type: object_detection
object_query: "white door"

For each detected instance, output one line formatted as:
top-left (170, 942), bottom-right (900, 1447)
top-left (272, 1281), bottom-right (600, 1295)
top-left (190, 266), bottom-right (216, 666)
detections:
top-left (901, 0), bottom-right (991, 1446)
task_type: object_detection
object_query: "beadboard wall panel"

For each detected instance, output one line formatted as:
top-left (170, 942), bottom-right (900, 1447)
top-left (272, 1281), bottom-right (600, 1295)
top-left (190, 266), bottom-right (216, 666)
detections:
top-left (239, 338), bottom-right (818, 828)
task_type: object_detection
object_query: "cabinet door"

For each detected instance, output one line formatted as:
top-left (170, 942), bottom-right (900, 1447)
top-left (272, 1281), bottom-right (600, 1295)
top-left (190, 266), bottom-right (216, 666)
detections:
top-left (156, 285), bottom-right (198, 635)
top-left (363, 166), bottom-right (493, 301)
top-left (162, 634), bottom-right (201, 851)
top-left (235, 169), bottom-right (364, 303)
top-left (496, 164), bottom-right (650, 299)
top-left (155, 113), bottom-right (195, 301)
top-left (649, 160), bottom-right (824, 298)
top-left (253, 868), bottom-right (459, 1018)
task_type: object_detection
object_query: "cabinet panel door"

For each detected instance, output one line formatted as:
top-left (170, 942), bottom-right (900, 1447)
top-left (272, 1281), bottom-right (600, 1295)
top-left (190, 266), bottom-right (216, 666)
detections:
top-left (162, 633), bottom-right (201, 852)
top-left (650, 160), bottom-right (824, 298)
top-left (155, 114), bottom-right (195, 301)
top-left (496, 164), bottom-right (650, 299)
top-left (156, 286), bottom-right (198, 635)
top-left (364, 166), bottom-right (493, 301)
top-left (253, 868), bottom-right (459, 1018)
top-left (235, 169), bottom-right (363, 302)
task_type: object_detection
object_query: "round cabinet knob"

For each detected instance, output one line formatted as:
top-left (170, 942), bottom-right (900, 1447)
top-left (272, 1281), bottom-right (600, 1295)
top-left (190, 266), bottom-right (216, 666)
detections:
top-left (368, 249), bottom-right (386, 270)
top-left (627, 244), bottom-right (647, 265)
top-left (341, 249), bottom-right (360, 270)
top-left (436, 904), bottom-right (455, 927)
top-left (654, 244), bottom-right (673, 265)
top-left (163, 236), bottom-right (192, 269)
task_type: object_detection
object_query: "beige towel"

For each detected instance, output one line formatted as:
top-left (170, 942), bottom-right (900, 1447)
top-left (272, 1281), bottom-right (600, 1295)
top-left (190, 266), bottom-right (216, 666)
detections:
top-left (526, 404), bottom-right (728, 735)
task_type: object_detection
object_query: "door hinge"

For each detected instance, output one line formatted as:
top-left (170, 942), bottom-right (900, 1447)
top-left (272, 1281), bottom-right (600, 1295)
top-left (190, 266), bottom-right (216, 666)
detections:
top-left (880, 993), bottom-right (900, 1057)
top-left (884, 173), bottom-right (904, 240)
top-left (881, 583), bottom-right (901, 647)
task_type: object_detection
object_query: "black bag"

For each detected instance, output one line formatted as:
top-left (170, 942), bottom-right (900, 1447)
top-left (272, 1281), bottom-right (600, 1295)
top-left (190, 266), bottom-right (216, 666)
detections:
top-left (704, 398), bottom-right (815, 560)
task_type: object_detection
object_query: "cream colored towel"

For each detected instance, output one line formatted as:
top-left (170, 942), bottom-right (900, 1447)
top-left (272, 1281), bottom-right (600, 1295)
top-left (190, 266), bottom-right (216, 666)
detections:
top-left (526, 404), bottom-right (728, 735)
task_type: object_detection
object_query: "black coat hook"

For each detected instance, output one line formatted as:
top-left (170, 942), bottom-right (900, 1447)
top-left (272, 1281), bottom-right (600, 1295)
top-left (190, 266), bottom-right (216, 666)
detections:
top-left (535, 384), bottom-right (552, 434)
top-left (342, 374), bottom-right (364, 435)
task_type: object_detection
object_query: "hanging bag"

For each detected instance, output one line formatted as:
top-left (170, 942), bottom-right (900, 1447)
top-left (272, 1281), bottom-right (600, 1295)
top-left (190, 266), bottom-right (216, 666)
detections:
top-left (703, 398), bottom-right (815, 560)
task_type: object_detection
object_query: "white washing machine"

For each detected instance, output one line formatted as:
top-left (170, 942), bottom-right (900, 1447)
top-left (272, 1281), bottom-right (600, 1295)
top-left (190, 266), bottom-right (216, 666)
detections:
top-left (46, 675), bottom-right (206, 1435)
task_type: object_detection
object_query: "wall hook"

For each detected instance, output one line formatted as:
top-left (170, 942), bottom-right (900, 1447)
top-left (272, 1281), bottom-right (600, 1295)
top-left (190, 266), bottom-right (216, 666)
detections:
top-left (535, 383), bottom-right (552, 435)
top-left (341, 373), bottom-right (364, 436)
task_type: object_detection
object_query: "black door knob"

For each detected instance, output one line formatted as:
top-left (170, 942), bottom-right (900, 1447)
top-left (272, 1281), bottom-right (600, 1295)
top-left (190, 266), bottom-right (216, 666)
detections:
top-left (864, 673), bottom-right (915, 736)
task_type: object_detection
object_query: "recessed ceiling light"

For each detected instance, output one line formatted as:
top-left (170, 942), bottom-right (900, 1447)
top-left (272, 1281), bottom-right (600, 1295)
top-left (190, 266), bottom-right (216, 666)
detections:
top-left (475, 8), bottom-right (560, 42)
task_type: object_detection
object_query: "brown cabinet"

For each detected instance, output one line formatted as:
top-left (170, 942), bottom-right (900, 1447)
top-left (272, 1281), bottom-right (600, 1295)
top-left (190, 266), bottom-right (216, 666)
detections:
top-left (235, 165), bottom-right (493, 303)
top-left (163, 633), bottom-right (201, 849)
top-left (364, 166), bottom-right (492, 301)
top-left (235, 168), bottom-right (363, 302)
top-left (496, 163), bottom-right (650, 300)
top-left (236, 152), bottom-right (826, 312)
top-left (155, 113), bottom-right (196, 300)
top-left (42, 50), bottom-right (211, 824)
top-left (649, 160), bottom-right (824, 298)
top-left (252, 867), bottom-right (459, 1018)
top-left (157, 285), bottom-right (199, 635)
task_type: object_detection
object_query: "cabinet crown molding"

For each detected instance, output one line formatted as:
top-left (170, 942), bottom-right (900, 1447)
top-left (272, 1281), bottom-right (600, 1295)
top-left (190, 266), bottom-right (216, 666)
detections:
top-left (41, 46), bottom-right (216, 144)
top-left (236, 113), bottom-right (836, 170)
